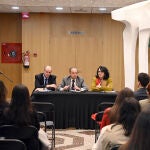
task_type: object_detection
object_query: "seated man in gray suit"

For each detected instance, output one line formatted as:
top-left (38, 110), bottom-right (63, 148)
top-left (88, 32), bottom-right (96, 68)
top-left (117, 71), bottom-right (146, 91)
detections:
top-left (58, 67), bottom-right (88, 91)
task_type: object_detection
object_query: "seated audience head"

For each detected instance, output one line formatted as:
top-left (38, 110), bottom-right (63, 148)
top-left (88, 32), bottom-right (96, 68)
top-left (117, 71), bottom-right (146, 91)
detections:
top-left (120, 107), bottom-right (150, 150)
top-left (96, 65), bottom-right (109, 80)
top-left (137, 72), bottom-right (150, 88)
top-left (117, 97), bottom-right (141, 136)
top-left (44, 66), bottom-right (52, 78)
top-left (69, 67), bottom-right (78, 79)
top-left (0, 80), bottom-right (7, 104)
top-left (6, 84), bottom-right (33, 126)
top-left (110, 87), bottom-right (134, 123)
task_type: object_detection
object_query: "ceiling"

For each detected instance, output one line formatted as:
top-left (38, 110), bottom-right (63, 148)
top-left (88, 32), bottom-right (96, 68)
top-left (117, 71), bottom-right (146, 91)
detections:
top-left (0, 0), bottom-right (147, 14)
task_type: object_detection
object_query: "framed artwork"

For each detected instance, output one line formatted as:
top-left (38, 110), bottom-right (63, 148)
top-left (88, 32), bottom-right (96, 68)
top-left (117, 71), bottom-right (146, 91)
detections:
top-left (1, 43), bottom-right (22, 63)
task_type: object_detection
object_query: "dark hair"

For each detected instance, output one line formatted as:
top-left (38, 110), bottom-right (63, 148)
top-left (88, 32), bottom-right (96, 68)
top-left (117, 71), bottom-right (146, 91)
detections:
top-left (96, 66), bottom-right (109, 80)
top-left (109, 87), bottom-right (134, 123)
top-left (6, 84), bottom-right (33, 126)
top-left (117, 97), bottom-right (141, 136)
top-left (0, 80), bottom-right (7, 104)
top-left (125, 109), bottom-right (150, 150)
top-left (138, 73), bottom-right (150, 87)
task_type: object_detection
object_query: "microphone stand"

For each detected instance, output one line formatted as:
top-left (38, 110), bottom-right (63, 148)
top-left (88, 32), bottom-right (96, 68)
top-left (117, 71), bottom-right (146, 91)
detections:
top-left (0, 72), bottom-right (13, 83)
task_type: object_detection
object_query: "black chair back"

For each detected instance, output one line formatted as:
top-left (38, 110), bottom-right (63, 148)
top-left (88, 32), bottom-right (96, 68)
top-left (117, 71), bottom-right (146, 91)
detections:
top-left (0, 139), bottom-right (26, 150)
top-left (32, 102), bottom-right (55, 148)
top-left (37, 111), bottom-right (47, 132)
top-left (0, 125), bottom-right (39, 150)
top-left (97, 102), bottom-right (114, 111)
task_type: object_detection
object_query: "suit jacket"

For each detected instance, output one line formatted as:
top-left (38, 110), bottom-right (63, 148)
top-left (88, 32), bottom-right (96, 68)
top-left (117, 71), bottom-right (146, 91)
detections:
top-left (58, 76), bottom-right (88, 91)
top-left (34, 73), bottom-right (56, 90)
top-left (134, 88), bottom-right (148, 101)
top-left (91, 77), bottom-right (113, 92)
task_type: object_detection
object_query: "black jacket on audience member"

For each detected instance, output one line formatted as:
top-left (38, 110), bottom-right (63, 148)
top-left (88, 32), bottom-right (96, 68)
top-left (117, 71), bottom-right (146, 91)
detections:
top-left (134, 88), bottom-right (148, 101)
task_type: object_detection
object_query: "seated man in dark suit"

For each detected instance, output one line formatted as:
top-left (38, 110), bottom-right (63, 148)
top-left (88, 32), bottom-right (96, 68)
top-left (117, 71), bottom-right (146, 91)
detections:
top-left (134, 72), bottom-right (150, 101)
top-left (34, 66), bottom-right (57, 91)
top-left (58, 67), bottom-right (88, 92)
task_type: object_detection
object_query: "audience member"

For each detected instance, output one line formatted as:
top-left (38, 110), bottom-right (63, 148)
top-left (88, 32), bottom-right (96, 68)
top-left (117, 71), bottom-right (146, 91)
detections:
top-left (0, 80), bottom-right (9, 124)
top-left (92, 97), bottom-right (141, 150)
top-left (58, 67), bottom-right (88, 91)
top-left (91, 66), bottom-right (113, 91)
top-left (34, 65), bottom-right (57, 91)
top-left (91, 87), bottom-right (134, 129)
top-left (134, 72), bottom-right (150, 101)
top-left (1, 84), bottom-right (40, 150)
top-left (139, 83), bottom-right (150, 111)
top-left (119, 108), bottom-right (150, 150)
top-left (2, 84), bottom-right (51, 150)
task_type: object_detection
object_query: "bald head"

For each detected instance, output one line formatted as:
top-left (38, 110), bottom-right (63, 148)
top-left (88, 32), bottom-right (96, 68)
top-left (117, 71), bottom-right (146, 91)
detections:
top-left (44, 66), bottom-right (52, 78)
top-left (69, 67), bottom-right (78, 79)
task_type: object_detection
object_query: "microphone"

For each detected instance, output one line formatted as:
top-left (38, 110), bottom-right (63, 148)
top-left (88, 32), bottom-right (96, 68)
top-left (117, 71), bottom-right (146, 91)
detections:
top-left (0, 71), bottom-right (13, 83)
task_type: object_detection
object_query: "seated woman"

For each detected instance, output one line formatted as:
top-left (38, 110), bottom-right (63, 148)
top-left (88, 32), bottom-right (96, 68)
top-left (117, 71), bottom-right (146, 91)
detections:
top-left (92, 97), bottom-right (141, 150)
top-left (2, 84), bottom-right (51, 150)
top-left (91, 66), bottom-right (113, 91)
top-left (0, 80), bottom-right (9, 124)
top-left (101, 87), bottom-right (134, 129)
top-left (119, 108), bottom-right (150, 150)
top-left (91, 87), bottom-right (134, 129)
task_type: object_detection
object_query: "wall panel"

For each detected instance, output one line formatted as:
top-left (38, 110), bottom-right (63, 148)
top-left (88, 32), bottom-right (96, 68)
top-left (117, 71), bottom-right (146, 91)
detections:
top-left (22, 13), bottom-right (126, 93)
top-left (1, 13), bottom-right (145, 95)
top-left (0, 13), bottom-right (22, 98)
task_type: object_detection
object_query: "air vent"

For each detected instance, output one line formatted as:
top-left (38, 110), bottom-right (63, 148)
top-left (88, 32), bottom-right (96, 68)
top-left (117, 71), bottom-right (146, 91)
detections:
top-left (68, 31), bottom-right (84, 35)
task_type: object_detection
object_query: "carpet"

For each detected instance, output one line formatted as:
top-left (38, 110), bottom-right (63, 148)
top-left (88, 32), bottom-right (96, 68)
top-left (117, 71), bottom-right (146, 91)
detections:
top-left (47, 129), bottom-right (95, 150)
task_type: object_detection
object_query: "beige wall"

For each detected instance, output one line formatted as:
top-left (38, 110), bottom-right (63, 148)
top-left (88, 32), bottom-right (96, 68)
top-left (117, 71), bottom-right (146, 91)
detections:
top-left (22, 13), bottom-right (125, 93)
top-left (0, 13), bottom-right (22, 99)
top-left (0, 13), bottom-right (149, 97)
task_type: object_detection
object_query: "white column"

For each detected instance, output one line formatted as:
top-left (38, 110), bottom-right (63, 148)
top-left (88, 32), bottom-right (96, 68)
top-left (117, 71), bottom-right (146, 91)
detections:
top-left (123, 23), bottom-right (138, 90)
top-left (139, 29), bottom-right (150, 73)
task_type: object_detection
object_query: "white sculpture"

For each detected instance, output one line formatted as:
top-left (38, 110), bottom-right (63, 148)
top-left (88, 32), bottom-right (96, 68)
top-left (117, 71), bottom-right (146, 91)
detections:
top-left (111, 0), bottom-right (150, 90)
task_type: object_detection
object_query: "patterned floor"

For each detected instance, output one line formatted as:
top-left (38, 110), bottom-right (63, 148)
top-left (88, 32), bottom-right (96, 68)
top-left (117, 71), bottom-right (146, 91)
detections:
top-left (47, 129), bottom-right (95, 150)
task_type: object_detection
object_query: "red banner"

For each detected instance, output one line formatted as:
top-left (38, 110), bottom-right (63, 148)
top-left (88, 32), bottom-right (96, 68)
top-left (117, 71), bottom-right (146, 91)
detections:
top-left (1, 43), bottom-right (22, 63)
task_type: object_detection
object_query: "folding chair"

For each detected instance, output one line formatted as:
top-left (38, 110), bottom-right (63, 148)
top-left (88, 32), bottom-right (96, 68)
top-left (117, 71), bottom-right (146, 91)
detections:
top-left (37, 111), bottom-right (47, 132)
top-left (94, 111), bottom-right (104, 142)
top-left (95, 102), bottom-right (114, 142)
top-left (32, 102), bottom-right (55, 148)
top-left (0, 139), bottom-right (27, 150)
top-left (0, 125), bottom-right (39, 150)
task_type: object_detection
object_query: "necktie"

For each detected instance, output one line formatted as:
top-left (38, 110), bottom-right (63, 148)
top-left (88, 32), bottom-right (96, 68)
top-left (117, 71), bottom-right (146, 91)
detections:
top-left (45, 78), bottom-right (48, 86)
top-left (72, 80), bottom-right (75, 90)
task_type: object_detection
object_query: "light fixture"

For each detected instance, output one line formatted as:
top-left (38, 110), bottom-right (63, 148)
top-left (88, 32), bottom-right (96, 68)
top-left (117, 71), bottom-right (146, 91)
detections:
top-left (11, 6), bottom-right (19, 10)
top-left (99, 7), bottom-right (107, 11)
top-left (22, 12), bottom-right (29, 19)
top-left (56, 7), bottom-right (63, 10)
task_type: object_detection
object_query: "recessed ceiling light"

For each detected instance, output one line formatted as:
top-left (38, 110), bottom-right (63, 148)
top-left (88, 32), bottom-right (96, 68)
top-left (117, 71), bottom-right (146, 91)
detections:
top-left (11, 6), bottom-right (19, 10)
top-left (56, 7), bottom-right (63, 10)
top-left (99, 8), bottom-right (107, 11)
